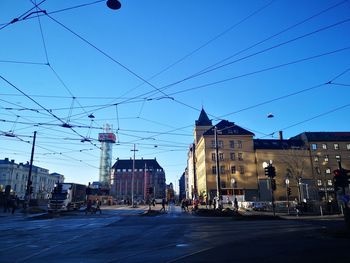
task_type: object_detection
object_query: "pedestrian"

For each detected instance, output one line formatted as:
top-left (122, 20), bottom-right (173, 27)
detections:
top-left (209, 199), bottom-right (213, 209)
top-left (11, 195), bottom-right (18, 214)
top-left (86, 199), bottom-right (92, 214)
top-left (160, 198), bottom-right (166, 212)
top-left (234, 197), bottom-right (239, 211)
top-left (96, 200), bottom-right (102, 214)
top-left (185, 199), bottom-right (189, 212)
top-left (181, 198), bottom-right (186, 211)
top-left (152, 199), bottom-right (156, 207)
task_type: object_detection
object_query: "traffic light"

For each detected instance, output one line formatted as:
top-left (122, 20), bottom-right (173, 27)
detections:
top-left (271, 179), bottom-right (276, 191)
top-left (264, 167), bottom-right (270, 177)
top-left (333, 168), bottom-right (350, 191)
top-left (287, 187), bottom-right (291, 196)
top-left (265, 165), bottom-right (276, 178)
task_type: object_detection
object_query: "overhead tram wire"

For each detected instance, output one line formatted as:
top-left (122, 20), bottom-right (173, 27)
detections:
top-left (105, 0), bottom-right (345, 105)
top-left (115, 0), bottom-right (275, 99)
top-left (0, 0), bottom-right (46, 30)
top-left (266, 103), bottom-right (350, 139)
top-left (0, 75), bottom-right (101, 147)
top-left (162, 46), bottom-right (350, 97)
top-left (30, 0), bottom-right (105, 130)
top-left (41, 12), bottom-right (172, 100)
top-left (193, 0), bottom-right (349, 75)
top-left (151, 16), bottom-right (350, 96)
top-left (0, 0), bottom-right (104, 28)
top-left (37, 7), bottom-right (217, 117)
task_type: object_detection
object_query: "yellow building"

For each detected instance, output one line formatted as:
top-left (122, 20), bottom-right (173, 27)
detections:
top-left (193, 109), bottom-right (257, 202)
top-left (189, 109), bottom-right (350, 204)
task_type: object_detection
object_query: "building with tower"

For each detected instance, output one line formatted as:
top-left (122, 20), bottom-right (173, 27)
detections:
top-left (110, 158), bottom-right (166, 202)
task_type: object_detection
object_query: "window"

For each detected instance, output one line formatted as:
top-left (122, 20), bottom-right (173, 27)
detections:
top-left (220, 166), bottom-right (225, 174)
top-left (324, 155), bottom-right (329, 162)
top-left (315, 167), bottom-right (321, 174)
top-left (311, 144), bottom-right (317, 150)
top-left (322, 144), bottom-right (327, 150)
top-left (325, 168), bottom-right (331, 174)
top-left (212, 166), bottom-right (216, 174)
top-left (317, 180), bottom-right (322, 186)
top-left (237, 140), bottom-right (242, 149)
top-left (231, 166), bottom-right (236, 174)
top-left (314, 156), bottom-right (319, 162)
top-left (219, 153), bottom-right (224, 161)
top-left (238, 153), bottom-right (243, 161)
top-left (230, 153), bottom-right (235, 161)
top-left (327, 180), bottom-right (333, 186)
top-left (230, 140), bottom-right (235, 148)
top-left (211, 153), bottom-right (216, 161)
top-left (239, 166), bottom-right (245, 174)
top-left (211, 140), bottom-right (215, 148)
top-left (334, 143), bottom-right (339, 150)
top-left (218, 140), bottom-right (224, 148)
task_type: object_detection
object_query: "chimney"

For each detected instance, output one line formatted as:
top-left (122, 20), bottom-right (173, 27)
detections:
top-left (279, 131), bottom-right (283, 140)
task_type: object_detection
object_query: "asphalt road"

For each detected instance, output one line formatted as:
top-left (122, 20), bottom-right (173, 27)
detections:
top-left (0, 204), bottom-right (349, 263)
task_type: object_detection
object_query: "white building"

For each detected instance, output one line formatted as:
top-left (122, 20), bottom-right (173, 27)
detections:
top-left (0, 158), bottom-right (64, 199)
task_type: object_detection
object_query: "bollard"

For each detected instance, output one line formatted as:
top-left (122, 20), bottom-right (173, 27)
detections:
top-left (320, 206), bottom-right (323, 217)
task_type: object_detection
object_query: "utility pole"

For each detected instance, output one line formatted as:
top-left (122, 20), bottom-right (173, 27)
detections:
top-left (131, 144), bottom-right (138, 207)
top-left (25, 131), bottom-right (37, 210)
top-left (214, 126), bottom-right (221, 201)
top-left (192, 143), bottom-right (198, 199)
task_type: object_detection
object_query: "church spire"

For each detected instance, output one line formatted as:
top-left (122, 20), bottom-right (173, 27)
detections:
top-left (195, 108), bottom-right (212, 126)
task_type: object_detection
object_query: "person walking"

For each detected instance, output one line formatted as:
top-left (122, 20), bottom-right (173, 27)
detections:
top-left (233, 197), bottom-right (239, 211)
top-left (160, 198), bottom-right (166, 213)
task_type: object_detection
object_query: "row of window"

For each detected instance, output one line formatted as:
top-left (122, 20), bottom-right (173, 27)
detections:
top-left (115, 168), bottom-right (163, 173)
top-left (317, 179), bottom-right (333, 186)
top-left (211, 165), bottom-right (245, 174)
top-left (210, 140), bottom-right (243, 149)
top-left (314, 155), bottom-right (341, 163)
top-left (315, 167), bottom-right (334, 174)
top-left (311, 143), bottom-right (350, 151)
top-left (211, 152), bottom-right (244, 161)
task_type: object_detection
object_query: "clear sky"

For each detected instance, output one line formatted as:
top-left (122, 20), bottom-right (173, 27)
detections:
top-left (1, 0), bottom-right (350, 193)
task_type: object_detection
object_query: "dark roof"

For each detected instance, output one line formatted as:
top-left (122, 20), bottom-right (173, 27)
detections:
top-left (195, 108), bottom-right (212, 126)
top-left (203, 120), bottom-right (254, 136)
top-left (112, 159), bottom-right (164, 170)
top-left (291, 132), bottom-right (350, 142)
top-left (254, 139), bottom-right (305, 150)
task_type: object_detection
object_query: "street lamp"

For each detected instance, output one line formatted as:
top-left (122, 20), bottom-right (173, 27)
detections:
top-left (285, 178), bottom-right (290, 214)
top-left (214, 126), bottom-right (221, 201)
top-left (131, 144), bottom-right (138, 207)
top-left (106, 0), bottom-right (121, 10)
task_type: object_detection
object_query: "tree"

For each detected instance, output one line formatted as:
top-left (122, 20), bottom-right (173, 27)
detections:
top-left (282, 148), bottom-right (308, 203)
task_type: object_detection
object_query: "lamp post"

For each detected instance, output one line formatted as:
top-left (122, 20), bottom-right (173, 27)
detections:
top-left (131, 144), bottom-right (138, 207)
top-left (285, 178), bottom-right (290, 215)
top-left (25, 131), bottom-right (37, 210)
top-left (214, 126), bottom-right (221, 202)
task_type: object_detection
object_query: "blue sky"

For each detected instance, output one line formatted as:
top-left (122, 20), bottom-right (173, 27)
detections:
top-left (1, 0), bottom-right (350, 193)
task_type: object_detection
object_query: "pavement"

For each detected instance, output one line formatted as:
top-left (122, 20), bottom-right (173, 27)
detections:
top-left (0, 204), bottom-right (345, 222)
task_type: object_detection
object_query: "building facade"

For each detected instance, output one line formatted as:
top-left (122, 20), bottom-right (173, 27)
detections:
top-left (0, 158), bottom-right (64, 199)
top-left (110, 158), bottom-right (166, 201)
top-left (188, 109), bottom-right (350, 204)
